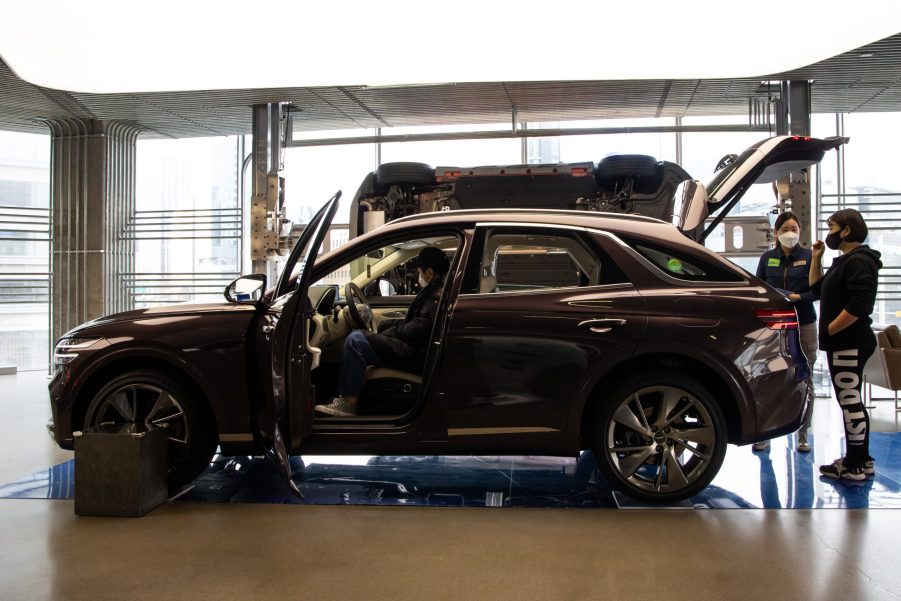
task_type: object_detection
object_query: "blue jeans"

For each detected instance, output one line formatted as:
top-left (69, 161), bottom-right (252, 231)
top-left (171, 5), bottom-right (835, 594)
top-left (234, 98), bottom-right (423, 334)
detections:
top-left (337, 330), bottom-right (386, 397)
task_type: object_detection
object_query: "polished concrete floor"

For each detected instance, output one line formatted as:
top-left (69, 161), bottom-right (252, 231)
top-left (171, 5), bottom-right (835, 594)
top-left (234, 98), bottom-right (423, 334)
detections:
top-left (2, 370), bottom-right (901, 600)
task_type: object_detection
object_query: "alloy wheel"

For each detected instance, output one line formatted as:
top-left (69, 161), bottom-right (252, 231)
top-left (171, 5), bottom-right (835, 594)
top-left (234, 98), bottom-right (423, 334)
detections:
top-left (87, 382), bottom-right (191, 470)
top-left (605, 384), bottom-right (718, 496)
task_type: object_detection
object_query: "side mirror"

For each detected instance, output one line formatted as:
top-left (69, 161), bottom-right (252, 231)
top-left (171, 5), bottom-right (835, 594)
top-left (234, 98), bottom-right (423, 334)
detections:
top-left (225, 274), bottom-right (267, 305)
top-left (363, 278), bottom-right (398, 297)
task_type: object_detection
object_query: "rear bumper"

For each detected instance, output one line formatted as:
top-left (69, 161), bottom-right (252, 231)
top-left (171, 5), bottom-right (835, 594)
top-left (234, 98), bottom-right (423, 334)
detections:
top-left (743, 328), bottom-right (810, 443)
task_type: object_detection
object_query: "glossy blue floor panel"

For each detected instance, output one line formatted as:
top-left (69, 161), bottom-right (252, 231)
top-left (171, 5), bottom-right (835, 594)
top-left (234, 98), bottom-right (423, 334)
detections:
top-left (3, 432), bottom-right (901, 509)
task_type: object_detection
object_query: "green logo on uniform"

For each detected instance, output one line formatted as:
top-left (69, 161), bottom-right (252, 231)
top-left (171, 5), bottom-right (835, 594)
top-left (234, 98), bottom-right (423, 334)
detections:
top-left (767, 258), bottom-right (780, 267)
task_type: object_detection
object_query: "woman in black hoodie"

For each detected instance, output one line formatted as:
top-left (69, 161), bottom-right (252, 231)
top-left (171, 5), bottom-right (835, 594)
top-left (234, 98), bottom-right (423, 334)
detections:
top-left (810, 208), bottom-right (882, 481)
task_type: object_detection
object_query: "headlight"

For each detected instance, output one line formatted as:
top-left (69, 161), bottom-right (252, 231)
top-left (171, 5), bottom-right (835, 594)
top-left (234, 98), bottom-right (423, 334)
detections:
top-left (53, 336), bottom-right (103, 367)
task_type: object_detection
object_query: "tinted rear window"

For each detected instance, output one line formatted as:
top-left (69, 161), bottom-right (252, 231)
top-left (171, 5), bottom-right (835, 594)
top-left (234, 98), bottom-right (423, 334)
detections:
top-left (620, 236), bottom-right (745, 283)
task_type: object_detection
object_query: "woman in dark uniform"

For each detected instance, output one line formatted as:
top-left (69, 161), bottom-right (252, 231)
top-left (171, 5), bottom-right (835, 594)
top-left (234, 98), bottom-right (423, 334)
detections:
top-left (753, 211), bottom-right (818, 452)
top-left (810, 208), bottom-right (881, 481)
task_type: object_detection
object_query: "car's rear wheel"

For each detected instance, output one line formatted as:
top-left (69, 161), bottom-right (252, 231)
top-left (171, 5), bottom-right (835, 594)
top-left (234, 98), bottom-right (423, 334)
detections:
top-left (595, 154), bottom-right (662, 194)
top-left (592, 370), bottom-right (727, 503)
top-left (376, 162), bottom-right (435, 186)
top-left (84, 369), bottom-right (217, 489)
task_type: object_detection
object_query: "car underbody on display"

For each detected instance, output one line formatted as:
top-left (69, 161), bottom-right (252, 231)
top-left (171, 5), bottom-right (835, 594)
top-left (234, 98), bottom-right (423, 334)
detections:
top-left (47, 134), bottom-right (844, 503)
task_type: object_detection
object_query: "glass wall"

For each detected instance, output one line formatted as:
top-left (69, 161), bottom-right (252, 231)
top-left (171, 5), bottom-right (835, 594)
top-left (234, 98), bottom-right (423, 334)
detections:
top-left (681, 116), bottom-right (779, 214)
top-left (380, 123), bottom-right (521, 166)
top-left (0, 131), bottom-right (50, 370)
top-left (814, 113), bottom-right (901, 326)
top-left (285, 129), bottom-right (378, 225)
top-left (134, 136), bottom-right (242, 307)
top-left (554, 117), bottom-right (678, 164)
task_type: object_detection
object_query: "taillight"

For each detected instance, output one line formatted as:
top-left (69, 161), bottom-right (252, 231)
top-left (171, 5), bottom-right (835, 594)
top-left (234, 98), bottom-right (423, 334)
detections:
top-left (754, 308), bottom-right (798, 330)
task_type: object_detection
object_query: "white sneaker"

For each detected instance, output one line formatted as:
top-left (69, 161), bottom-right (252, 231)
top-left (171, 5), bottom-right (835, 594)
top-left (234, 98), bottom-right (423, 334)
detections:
top-left (752, 440), bottom-right (770, 451)
top-left (314, 397), bottom-right (358, 417)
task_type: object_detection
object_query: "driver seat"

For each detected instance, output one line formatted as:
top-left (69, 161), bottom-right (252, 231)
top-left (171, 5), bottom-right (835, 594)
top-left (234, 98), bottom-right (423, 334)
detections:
top-left (358, 366), bottom-right (422, 415)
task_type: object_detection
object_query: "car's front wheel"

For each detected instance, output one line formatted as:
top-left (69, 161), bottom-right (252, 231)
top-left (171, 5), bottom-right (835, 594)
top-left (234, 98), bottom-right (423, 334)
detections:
top-left (84, 369), bottom-right (217, 489)
top-left (592, 370), bottom-right (727, 504)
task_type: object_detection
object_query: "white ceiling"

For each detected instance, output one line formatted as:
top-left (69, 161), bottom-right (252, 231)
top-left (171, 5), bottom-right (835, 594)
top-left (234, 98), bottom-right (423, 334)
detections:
top-left (1, 1), bottom-right (898, 93)
top-left (2, 29), bottom-right (901, 139)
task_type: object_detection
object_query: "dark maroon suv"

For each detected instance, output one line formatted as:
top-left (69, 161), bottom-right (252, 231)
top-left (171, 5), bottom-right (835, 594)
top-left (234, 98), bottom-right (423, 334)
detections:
top-left (47, 135), bottom-right (843, 503)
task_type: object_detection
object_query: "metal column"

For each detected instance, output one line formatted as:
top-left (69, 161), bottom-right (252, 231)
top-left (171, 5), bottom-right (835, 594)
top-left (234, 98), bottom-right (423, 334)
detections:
top-left (773, 80), bottom-right (813, 245)
top-left (250, 103), bottom-right (289, 280)
top-left (45, 119), bottom-right (140, 345)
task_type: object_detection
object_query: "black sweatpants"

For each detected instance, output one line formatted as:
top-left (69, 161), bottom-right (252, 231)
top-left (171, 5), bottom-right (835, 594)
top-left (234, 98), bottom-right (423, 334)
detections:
top-left (826, 345), bottom-right (876, 468)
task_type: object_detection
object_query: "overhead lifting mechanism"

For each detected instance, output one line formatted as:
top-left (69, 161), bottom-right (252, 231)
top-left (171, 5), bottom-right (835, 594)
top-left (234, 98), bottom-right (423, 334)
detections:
top-left (250, 102), bottom-right (294, 278)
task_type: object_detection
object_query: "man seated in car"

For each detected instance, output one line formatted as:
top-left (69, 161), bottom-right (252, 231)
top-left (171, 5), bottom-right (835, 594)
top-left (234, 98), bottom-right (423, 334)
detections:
top-left (314, 246), bottom-right (450, 417)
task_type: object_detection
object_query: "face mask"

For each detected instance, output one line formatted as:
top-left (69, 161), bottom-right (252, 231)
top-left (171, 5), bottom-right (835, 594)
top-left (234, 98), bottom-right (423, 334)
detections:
top-left (825, 230), bottom-right (844, 250)
top-left (777, 232), bottom-right (799, 248)
top-left (418, 273), bottom-right (428, 288)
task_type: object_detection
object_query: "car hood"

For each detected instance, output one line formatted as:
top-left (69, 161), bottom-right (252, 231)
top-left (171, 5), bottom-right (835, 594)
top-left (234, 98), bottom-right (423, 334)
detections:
top-left (61, 302), bottom-right (255, 338)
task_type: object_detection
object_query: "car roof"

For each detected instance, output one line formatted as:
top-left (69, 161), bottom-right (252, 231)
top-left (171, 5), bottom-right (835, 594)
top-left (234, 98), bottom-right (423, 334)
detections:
top-left (390, 208), bottom-right (664, 226)
top-left (376, 208), bottom-right (690, 245)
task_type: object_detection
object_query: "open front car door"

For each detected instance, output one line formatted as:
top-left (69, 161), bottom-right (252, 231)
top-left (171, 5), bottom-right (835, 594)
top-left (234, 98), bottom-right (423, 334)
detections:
top-left (253, 192), bottom-right (340, 496)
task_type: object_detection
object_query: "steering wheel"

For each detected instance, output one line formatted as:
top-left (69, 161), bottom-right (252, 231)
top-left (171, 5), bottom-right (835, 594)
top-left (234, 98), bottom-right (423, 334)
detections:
top-left (344, 282), bottom-right (371, 330)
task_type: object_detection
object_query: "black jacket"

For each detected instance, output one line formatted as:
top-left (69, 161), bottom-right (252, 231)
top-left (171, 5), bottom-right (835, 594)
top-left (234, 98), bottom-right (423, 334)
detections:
top-left (811, 246), bottom-right (882, 351)
top-left (363, 277), bottom-right (443, 372)
top-left (755, 244), bottom-right (817, 325)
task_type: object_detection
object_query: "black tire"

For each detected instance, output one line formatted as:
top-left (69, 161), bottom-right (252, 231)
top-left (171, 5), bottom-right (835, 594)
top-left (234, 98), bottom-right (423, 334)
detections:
top-left (595, 154), bottom-right (662, 194)
top-left (591, 369), bottom-right (727, 504)
top-left (83, 369), bottom-right (217, 489)
top-left (375, 162), bottom-right (435, 186)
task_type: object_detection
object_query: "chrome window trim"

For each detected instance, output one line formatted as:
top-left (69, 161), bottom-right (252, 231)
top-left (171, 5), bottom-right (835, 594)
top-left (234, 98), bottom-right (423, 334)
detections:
top-left (586, 227), bottom-right (751, 288)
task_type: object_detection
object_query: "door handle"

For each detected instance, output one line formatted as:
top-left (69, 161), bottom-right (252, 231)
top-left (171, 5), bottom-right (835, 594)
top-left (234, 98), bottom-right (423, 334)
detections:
top-left (578, 318), bottom-right (626, 333)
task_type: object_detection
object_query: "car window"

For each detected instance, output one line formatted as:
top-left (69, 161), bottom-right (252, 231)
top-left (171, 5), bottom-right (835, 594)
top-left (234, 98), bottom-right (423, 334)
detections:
top-left (621, 236), bottom-right (745, 283)
top-left (315, 235), bottom-right (459, 298)
top-left (473, 228), bottom-right (626, 294)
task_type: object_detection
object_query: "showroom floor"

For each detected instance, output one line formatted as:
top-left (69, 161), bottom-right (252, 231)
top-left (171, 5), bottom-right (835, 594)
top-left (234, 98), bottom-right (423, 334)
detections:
top-left (2, 371), bottom-right (901, 600)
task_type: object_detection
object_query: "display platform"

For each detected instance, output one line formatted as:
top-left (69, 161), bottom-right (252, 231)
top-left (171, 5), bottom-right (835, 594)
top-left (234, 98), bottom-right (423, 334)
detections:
top-left (3, 432), bottom-right (900, 509)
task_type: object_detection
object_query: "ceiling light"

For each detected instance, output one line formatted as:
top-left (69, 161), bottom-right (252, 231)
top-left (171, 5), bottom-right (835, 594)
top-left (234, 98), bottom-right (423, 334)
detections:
top-left (0, 0), bottom-right (898, 94)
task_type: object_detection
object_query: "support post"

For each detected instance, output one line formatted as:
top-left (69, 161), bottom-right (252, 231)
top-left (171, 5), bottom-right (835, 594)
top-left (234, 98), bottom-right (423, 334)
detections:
top-left (772, 81), bottom-right (813, 246)
top-left (250, 103), bottom-right (288, 280)
top-left (45, 119), bottom-right (140, 345)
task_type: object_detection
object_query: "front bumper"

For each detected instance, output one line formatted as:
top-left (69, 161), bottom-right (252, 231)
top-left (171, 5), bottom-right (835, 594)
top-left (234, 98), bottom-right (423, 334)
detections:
top-left (48, 368), bottom-right (75, 450)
